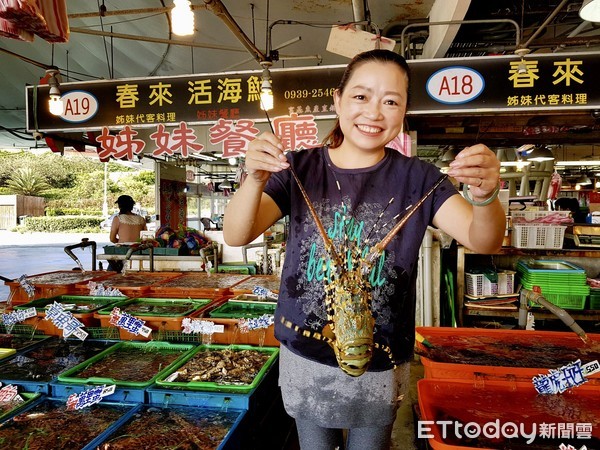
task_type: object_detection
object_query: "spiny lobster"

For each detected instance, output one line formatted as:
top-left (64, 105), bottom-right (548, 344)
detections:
top-left (282, 164), bottom-right (448, 377)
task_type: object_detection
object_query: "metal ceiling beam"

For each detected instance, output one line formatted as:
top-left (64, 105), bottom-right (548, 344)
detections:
top-left (520, 0), bottom-right (571, 51)
top-left (68, 5), bottom-right (208, 19)
top-left (202, 0), bottom-right (268, 64)
top-left (70, 27), bottom-right (245, 52)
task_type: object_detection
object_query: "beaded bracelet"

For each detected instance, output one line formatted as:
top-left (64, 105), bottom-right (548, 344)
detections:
top-left (462, 182), bottom-right (500, 207)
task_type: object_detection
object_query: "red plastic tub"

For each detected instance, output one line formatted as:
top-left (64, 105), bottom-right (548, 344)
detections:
top-left (149, 273), bottom-right (251, 298)
top-left (230, 275), bottom-right (281, 295)
top-left (417, 378), bottom-right (600, 449)
top-left (416, 326), bottom-right (600, 383)
top-left (4, 270), bottom-right (115, 305)
top-left (76, 272), bottom-right (182, 297)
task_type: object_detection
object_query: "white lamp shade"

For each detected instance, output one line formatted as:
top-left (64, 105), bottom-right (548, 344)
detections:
top-left (580, 0), bottom-right (600, 22)
top-left (48, 96), bottom-right (64, 115)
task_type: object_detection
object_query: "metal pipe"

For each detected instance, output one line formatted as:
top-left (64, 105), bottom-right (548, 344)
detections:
top-left (522, 0), bottom-right (571, 50)
top-left (68, 5), bottom-right (209, 19)
top-left (64, 238), bottom-right (97, 271)
top-left (125, 243), bottom-right (155, 272)
top-left (400, 19), bottom-right (521, 58)
top-left (351, 0), bottom-right (366, 31)
top-left (70, 27), bottom-right (243, 52)
top-left (422, 228), bottom-right (434, 327)
top-left (519, 288), bottom-right (589, 344)
top-left (203, 0), bottom-right (268, 63)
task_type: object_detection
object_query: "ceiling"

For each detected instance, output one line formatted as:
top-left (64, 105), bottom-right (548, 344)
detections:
top-left (2, 0), bottom-right (600, 165)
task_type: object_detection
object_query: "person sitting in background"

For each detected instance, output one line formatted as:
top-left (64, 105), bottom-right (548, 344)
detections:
top-left (554, 197), bottom-right (586, 223)
top-left (108, 195), bottom-right (147, 272)
top-left (110, 195), bottom-right (147, 243)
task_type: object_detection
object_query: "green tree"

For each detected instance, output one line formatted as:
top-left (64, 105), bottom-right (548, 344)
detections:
top-left (6, 167), bottom-right (50, 196)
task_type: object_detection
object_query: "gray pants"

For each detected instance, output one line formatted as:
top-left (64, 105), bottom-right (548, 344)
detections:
top-left (295, 418), bottom-right (393, 450)
top-left (279, 345), bottom-right (410, 448)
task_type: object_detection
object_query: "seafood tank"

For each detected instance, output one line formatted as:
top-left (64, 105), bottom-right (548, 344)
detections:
top-left (99, 405), bottom-right (244, 450)
top-left (150, 273), bottom-right (250, 297)
top-left (415, 327), bottom-right (600, 382)
top-left (418, 378), bottom-right (600, 449)
top-left (0, 338), bottom-right (116, 384)
top-left (58, 341), bottom-right (193, 387)
top-left (157, 345), bottom-right (279, 393)
top-left (0, 398), bottom-right (136, 449)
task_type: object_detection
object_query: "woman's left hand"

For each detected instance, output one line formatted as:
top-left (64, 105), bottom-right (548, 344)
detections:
top-left (447, 144), bottom-right (500, 201)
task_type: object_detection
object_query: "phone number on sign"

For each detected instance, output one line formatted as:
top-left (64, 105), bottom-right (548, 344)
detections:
top-left (284, 88), bottom-right (336, 99)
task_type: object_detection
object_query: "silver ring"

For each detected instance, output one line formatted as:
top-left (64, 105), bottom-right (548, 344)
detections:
top-left (477, 178), bottom-right (483, 187)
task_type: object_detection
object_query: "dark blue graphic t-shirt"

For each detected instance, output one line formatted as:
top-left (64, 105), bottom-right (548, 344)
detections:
top-left (264, 146), bottom-right (457, 370)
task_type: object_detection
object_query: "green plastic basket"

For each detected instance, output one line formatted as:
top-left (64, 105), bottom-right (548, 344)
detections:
top-left (95, 298), bottom-right (212, 317)
top-left (590, 288), bottom-right (600, 310)
top-left (523, 288), bottom-right (587, 310)
top-left (151, 329), bottom-right (204, 343)
top-left (85, 327), bottom-right (121, 340)
top-left (155, 344), bottom-right (279, 393)
top-left (57, 341), bottom-right (195, 388)
top-left (0, 324), bottom-right (46, 335)
top-left (208, 300), bottom-right (276, 319)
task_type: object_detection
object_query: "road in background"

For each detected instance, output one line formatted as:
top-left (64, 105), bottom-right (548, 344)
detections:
top-left (0, 231), bottom-right (111, 301)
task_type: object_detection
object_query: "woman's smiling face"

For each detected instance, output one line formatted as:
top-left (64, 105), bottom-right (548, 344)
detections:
top-left (333, 60), bottom-right (408, 155)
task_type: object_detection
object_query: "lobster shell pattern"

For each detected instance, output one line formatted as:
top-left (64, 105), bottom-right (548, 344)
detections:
top-left (282, 166), bottom-right (448, 377)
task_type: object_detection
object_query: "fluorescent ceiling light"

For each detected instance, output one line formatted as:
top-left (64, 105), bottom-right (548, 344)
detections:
top-left (554, 160), bottom-right (600, 166)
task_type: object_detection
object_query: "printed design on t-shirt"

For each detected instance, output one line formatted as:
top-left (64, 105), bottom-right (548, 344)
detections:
top-left (294, 196), bottom-right (397, 331)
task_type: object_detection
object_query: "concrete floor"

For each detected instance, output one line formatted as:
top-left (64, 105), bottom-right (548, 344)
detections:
top-left (391, 359), bottom-right (424, 450)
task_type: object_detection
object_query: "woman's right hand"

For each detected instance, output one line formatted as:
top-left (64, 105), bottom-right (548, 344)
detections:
top-left (245, 132), bottom-right (290, 184)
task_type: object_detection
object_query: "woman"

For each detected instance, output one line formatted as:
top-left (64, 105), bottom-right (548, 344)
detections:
top-left (224, 49), bottom-right (505, 449)
top-left (109, 195), bottom-right (147, 244)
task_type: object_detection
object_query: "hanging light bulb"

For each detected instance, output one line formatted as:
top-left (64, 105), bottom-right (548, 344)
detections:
top-left (580, 0), bottom-right (600, 22)
top-left (228, 157), bottom-right (237, 165)
top-left (171, 0), bottom-right (194, 36)
top-left (260, 66), bottom-right (274, 111)
top-left (46, 69), bottom-right (63, 116)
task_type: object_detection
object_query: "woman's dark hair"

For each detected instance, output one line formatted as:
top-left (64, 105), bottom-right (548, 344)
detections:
top-left (323, 49), bottom-right (411, 149)
top-left (116, 195), bottom-right (135, 214)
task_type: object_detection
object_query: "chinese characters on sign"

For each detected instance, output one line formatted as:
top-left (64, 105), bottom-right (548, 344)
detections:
top-left (94, 114), bottom-right (322, 161)
top-left (45, 302), bottom-right (88, 340)
top-left (66, 385), bottom-right (115, 410)
top-left (17, 275), bottom-right (35, 300)
top-left (0, 384), bottom-right (22, 404)
top-left (238, 314), bottom-right (274, 333)
top-left (532, 359), bottom-right (600, 394)
top-left (507, 57), bottom-right (586, 108)
top-left (109, 307), bottom-right (152, 337)
top-left (181, 318), bottom-right (223, 335)
top-left (1, 307), bottom-right (36, 327)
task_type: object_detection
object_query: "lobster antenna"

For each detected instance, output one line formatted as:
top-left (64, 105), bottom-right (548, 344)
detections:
top-left (363, 197), bottom-right (395, 244)
top-left (363, 175), bottom-right (448, 271)
top-left (262, 110), bottom-right (341, 265)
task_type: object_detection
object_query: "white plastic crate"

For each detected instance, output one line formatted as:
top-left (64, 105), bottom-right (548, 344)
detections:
top-left (466, 270), bottom-right (516, 296)
top-left (511, 224), bottom-right (566, 249)
top-left (511, 210), bottom-right (571, 222)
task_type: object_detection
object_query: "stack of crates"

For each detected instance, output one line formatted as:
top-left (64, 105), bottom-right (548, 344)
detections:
top-left (516, 259), bottom-right (590, 310)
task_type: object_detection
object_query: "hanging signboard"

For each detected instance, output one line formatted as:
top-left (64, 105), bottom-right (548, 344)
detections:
top-left (26, 51), bottom-right (600, 133)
